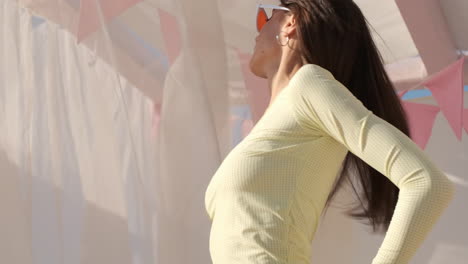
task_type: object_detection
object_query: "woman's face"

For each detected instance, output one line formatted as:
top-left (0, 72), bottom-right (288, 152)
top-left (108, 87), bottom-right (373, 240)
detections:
top-left (250, 7), bottom-right (290, 78)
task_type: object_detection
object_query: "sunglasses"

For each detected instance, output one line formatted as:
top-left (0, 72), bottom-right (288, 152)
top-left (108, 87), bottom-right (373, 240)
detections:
top-left (256, 3), bottom-right (291, 32)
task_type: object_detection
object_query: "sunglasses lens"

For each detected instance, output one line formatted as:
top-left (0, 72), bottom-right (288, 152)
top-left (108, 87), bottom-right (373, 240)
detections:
top-left (256, 8), bottom-right (268, 32)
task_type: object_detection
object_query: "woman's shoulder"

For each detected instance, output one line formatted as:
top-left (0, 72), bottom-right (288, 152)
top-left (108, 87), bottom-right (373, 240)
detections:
top-left (287, 63), bottom-right (348, 103)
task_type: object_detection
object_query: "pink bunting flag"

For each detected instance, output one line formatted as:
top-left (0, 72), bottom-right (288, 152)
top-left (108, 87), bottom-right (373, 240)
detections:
top-left (78, 0), bottom-right (141, 42)
top-left (423, 56), bottom-right (465, 141)
top-left (158, 8), bottom-right (182, 65)
top-left (464, 108), bottom-right (468, 135)
top-left (234, 49), bottom-right (270, 124)
top-left (401, 101), bottom-right (440, 149)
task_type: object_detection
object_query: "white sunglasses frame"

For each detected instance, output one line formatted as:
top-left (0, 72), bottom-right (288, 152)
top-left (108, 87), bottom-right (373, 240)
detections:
top-left (256, 3), bottom-right (291, 32)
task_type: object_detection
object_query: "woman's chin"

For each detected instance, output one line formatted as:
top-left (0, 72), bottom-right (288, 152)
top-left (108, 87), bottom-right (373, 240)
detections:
top-left (248, 56), bottom-right (267, 79)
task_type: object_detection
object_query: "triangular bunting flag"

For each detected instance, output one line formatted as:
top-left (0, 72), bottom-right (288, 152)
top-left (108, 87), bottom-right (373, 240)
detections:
top-left (401, 101), bottom-right (440, 149)
top-left (234, 49), bottom-right (270, 124)
top-left (423, 56), bottom-right (465, 141)
top-left (158, 8), bottom-right (182, 65)
top-left (78, 0), bottom-right (141, 42)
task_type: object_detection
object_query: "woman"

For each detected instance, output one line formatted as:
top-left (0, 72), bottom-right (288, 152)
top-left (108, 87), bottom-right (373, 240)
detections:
top-left (204, 0), bottom-right (455, 263)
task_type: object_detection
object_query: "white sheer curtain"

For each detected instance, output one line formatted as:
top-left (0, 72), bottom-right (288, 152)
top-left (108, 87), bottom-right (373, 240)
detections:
top-left (0, 1), bottom-right (159, 263)
top-left (0, 0), bottom-right (229, 263)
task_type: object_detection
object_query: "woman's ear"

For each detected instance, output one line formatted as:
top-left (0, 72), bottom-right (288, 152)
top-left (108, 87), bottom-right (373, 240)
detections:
top-left (283, 13), bottom-right (297, 36)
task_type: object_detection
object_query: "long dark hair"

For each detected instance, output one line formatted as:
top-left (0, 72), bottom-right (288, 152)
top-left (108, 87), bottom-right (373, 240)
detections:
top-left (280, 0), bottom-right (410, 233)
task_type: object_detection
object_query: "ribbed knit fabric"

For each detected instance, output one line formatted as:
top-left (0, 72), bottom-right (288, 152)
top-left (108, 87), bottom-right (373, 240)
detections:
top-left (204, 64), bottom-right (455, 264)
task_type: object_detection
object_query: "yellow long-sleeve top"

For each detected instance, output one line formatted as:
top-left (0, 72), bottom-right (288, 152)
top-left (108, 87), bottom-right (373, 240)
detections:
top-left (204, 63), bottom-right (455, 264)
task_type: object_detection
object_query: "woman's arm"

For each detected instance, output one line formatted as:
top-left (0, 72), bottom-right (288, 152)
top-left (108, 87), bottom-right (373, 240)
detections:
top-left (289, 65), bottom-right (455, 264)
